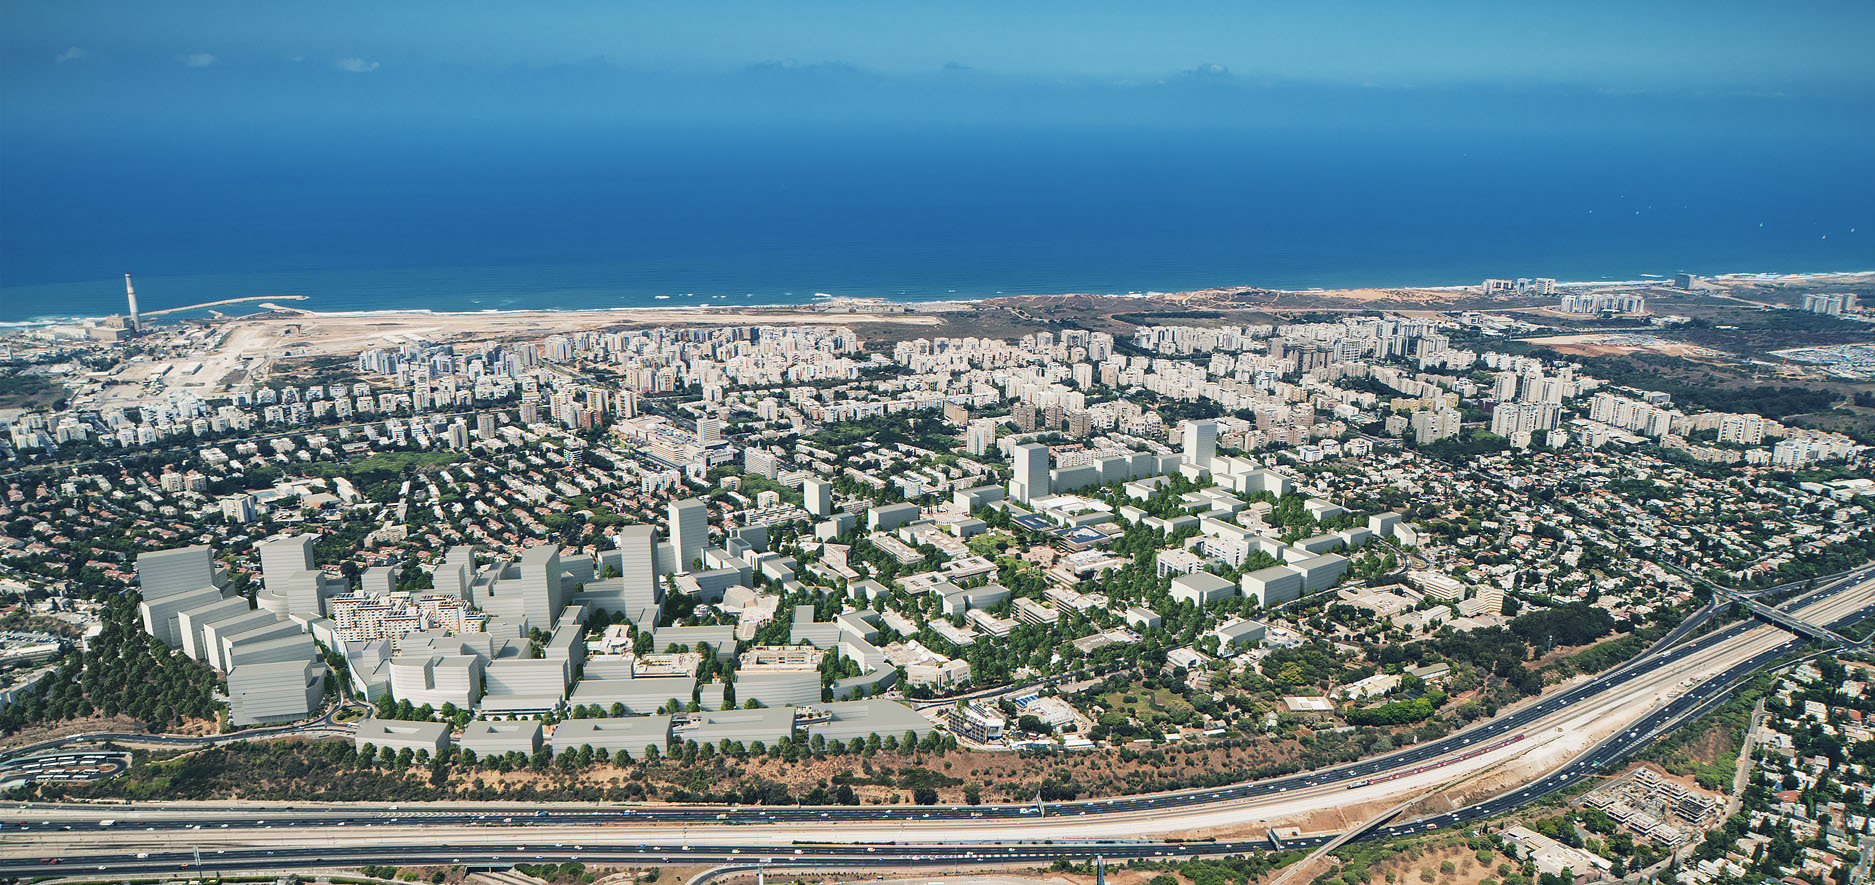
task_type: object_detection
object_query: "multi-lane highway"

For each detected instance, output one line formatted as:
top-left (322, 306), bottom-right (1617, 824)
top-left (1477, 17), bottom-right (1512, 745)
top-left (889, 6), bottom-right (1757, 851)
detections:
top-left (6, 566), bottom-right (1873, 876)
top-left (0, 705), bottom-right (358, 764)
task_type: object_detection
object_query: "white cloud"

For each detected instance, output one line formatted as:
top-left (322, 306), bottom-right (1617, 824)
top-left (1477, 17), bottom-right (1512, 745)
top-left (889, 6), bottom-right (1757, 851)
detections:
top-left (335, 57), bottom-right (380, 73)
top-left (181, 52), bottom-right (218, 68)
top-left (55, 46), bottom-right (90, 64)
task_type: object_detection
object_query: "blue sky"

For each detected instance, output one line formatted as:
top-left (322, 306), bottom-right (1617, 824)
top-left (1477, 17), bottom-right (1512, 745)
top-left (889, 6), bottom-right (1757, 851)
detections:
top-left (3, 2), bottom-right (1873, 149)
top-left (7, 1), bottom-right (1874, 91)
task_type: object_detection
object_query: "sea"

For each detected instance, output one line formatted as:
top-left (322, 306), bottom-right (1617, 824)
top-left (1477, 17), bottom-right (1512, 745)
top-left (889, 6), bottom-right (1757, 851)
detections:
top-left (2, 125), bottom-right (1870, 325)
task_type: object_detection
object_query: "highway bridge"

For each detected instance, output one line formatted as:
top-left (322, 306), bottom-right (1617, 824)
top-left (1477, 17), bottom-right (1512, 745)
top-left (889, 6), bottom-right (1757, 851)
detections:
top-left (1722, 589), bottom-right (1858, 646)
top-left (5, 569), bottom-right (1875, 877)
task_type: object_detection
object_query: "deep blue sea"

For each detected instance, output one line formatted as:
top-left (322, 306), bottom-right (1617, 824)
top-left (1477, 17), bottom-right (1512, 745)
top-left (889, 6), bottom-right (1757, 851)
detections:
top-left (2, 126), bottom-right (1870, 324)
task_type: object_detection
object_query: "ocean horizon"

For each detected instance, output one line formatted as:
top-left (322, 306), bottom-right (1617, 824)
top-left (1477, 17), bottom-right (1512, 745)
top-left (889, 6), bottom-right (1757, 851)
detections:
top-left (4, 126), bottom-right (1870, 325)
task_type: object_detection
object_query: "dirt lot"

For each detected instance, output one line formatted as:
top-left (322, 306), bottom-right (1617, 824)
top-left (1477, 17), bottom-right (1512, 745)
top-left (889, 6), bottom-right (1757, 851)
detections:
top-left (1515, 333), bottom-right (1728, 361)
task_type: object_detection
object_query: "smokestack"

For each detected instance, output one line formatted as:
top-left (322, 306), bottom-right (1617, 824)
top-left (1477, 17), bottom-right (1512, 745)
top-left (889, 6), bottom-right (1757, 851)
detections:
top-left (124, 273), bottom-right (141, 332)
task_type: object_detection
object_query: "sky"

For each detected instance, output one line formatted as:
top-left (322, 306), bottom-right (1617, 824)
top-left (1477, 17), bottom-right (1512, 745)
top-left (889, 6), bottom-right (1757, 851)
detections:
top-left (5, 0), bottom-right (1875, 137)
top-left (4, 1), bottom-right (1874, 86)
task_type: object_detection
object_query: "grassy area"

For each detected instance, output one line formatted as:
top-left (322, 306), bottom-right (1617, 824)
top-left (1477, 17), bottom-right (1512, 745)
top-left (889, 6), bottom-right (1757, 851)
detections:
top-left (305, 450), bottom-right (463, 477)
top-left (0, 372), bottom-right (65, 409)
top-left (1097, 680), bottom-right (1196, 726)
top-left (1529, 349), bottom-right (1842, 419)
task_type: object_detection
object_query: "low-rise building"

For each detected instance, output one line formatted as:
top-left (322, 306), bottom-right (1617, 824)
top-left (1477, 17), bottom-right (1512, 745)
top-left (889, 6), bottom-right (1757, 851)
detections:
top-left (551, 716), bottom-right (673, 756)
top-left (1170, 571), bottom-right (1237, 606)
top-left (459, 719), bottom-right (543, 758)
top-left (803, 699), bottom-right (934, 743)
top-left (949, 701), bottom-right (1006, 744)
top-left (353, 717), bottom-right (452, 756)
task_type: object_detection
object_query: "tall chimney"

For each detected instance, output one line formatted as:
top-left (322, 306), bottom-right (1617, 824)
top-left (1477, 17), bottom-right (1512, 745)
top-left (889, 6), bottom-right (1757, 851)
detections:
top-left (124, 273), bottom-right (142, 332)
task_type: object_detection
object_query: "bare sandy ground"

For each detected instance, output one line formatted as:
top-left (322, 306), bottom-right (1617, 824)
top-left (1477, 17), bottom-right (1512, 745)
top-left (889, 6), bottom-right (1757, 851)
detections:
top-left (1516, 332), bottom-right (1727, 360)
top-left (218, 306), bottom-right (942, 361)
top-left (184, 268), bottom-right (1869, 365)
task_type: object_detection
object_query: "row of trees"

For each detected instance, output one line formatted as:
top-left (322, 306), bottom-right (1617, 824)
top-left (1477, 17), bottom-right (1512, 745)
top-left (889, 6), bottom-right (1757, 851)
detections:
top-left (349, 725), bottom-right (959, 779)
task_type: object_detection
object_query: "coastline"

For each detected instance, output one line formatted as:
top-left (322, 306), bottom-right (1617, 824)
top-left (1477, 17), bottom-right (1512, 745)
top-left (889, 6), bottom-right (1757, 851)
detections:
top-left (4, 267), bottom-right (1870, 331)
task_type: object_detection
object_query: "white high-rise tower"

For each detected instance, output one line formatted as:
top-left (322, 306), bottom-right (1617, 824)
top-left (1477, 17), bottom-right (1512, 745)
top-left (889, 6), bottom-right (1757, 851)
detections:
top-left (1011, 443), bottom-right (1051, 503)
top-left (1182, 420), bottom-right (1218, 471)
top-left (668, 498), bottom-right (708, 574)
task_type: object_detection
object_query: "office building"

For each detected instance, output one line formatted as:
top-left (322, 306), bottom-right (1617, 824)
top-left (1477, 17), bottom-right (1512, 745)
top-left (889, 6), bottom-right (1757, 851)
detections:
top-left (1183, 419), bottom-right (1218, 471)
top-left (140, 586), bottom-right (230, 650)
top-left (949, 702), bottom-right (1006, 744)
top-left (806, 699), bottom-right (935, 744)
top-left (804, 478), bottom-right (832, 518)
top-left (517, 543), bottom-right (565, 630)
top-left (354, 717), bottom-right (452, 756)
top-left (226, 633), bottom-right (319, 669)
top-left (388, 654), bottom-right (482, 710)
top-left (174, 596), bottom-right (254, 662)
top-left (199, 610), bottom-right (281, 671)
top-left (1241, 565), bottom-right (1304, 607)
top-left (868, 502), bottom-right (920, 532)
top-left (220, 493), bottom-right (258, 524)
top-left (1011, 443), bottom-right (1050, 503)
top-left (480, 658), bottom-right (569, 715)
top-left (1170, 571), bottom-right (1238, 607)
top-left (459, 720), bottom-right (543, 758)
top-left (258, 535), bottom-right (339, 618)
top-left (551, 716), bottom-right (673, 757)
top-left (136, 545), bottom-right (220, 602)
top-left (668, 498), bottom-right (709, 574)
top-left (673, 706), bottom-right (797, 745)
top-left (226, 658), bottom-right (326, 726)
top-left (613, 524), bottom-right (660, 611)
top-left (1289, 553), bottom-right (1350, 592)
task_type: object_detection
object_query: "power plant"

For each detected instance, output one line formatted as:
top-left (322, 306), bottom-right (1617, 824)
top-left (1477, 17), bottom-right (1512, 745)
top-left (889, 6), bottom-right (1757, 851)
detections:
top-left (124, 273), bottom-right (142, 333)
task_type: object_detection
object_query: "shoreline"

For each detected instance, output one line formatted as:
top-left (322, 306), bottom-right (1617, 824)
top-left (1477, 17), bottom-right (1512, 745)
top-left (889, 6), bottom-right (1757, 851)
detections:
top-left (4, 267), bottom-right (1871, 330)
